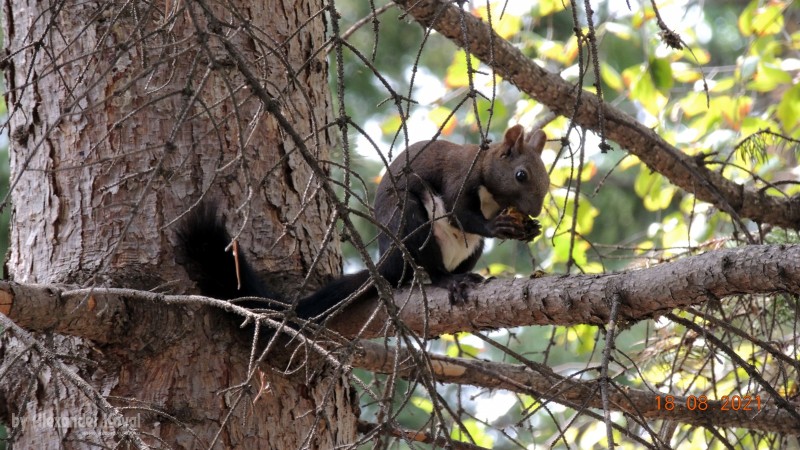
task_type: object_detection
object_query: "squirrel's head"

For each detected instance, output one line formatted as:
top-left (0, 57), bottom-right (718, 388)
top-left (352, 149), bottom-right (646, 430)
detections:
top-left (484, 125), bottom-right (549, 217)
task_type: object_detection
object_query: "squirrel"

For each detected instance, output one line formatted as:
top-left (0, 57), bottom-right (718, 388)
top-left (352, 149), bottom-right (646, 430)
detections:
top-left (175, 124), bottom-right (549, 323)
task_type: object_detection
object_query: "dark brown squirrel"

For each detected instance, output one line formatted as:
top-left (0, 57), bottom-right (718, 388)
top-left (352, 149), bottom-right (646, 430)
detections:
top-left (175, 125), bottom-right (549, 321)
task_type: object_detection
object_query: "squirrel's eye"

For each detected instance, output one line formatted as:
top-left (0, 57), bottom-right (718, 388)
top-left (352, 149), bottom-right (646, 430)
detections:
top-left (515, 170), bottom-right (528, 182)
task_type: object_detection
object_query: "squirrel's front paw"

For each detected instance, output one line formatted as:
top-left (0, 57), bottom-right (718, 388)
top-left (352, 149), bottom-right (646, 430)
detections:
top-left (442, 272), bottom-right (486, 304)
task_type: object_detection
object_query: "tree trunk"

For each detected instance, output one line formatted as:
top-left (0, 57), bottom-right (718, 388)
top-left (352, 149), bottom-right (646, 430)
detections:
top-left (1, 0), bottom-right (356, 448)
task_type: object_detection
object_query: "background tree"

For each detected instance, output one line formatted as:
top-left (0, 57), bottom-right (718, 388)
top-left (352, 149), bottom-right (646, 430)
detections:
top-left (1, 0), bottom-right (799, 449)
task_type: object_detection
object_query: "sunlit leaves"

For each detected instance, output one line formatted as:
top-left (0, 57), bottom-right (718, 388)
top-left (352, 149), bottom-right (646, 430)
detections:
top-left (739, 117), bottom-right (779, 138)
top-left (720, 97), bottom-right (753, 131)
top-left (601, 62), bottom-right (624, 92)
top-left (631, 6), bottom-right (656, 29)
top-left (551, 232), bottom-right (589, 267)
top-left (709, 77), bottom-right (736, 93)
top-left (485, 262), bottom-right (516, 277)
top-left (650, 57), bottom-right (675, 91)
top-left (464, 97), bottom-right (507, 129)
top-left (677, 91), bottom-right (709, 117)
top-left (451, 419), bottom-right (494, 448)
top-left (410, 396), bottom-right (433, 414)
top-left (671, 62), bottom-right (703, 83)
top-left (379, 114), bottom-right (403, 136)
top-left (657, 213), bottom-right (691, 250)
top-left (538, 0), bottom-right (569, 17)
top-left (551, 190), bottom-right (599, 236)
top-left (473, 4), bottom-right (522, 40)
top-left (445, 50), bottom-right (480, 88)
top-left (622, 63), bottom-right (668, 116)
top-left (446, 343), bottom-right (480, 358)
top-left (682, 46), bottom-right (710, 65)
top-left (777, 84), bottom-right (800, 136)
top-left (428, 106), bottom-right (457, 136)
top-left (634, 168), bottom-right (677, 212)
top-left (738, 0), bottom-right (785, 37)
top-left (546, 189), bottom-right (600, 271)
top-left (538, 37), bottom-right (579, 66)
top-left (748, 60), bottom-right (793, 92)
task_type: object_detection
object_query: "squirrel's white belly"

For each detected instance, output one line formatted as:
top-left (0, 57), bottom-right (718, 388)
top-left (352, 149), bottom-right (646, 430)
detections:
top-left (422, 191), bottom-right (482, 272)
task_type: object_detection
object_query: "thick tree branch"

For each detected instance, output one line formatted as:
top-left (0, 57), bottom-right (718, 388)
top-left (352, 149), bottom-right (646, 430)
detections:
top-left (4, 245), bottom-right (798, 437)
top-left (333, 244), bottom-right (800, 338)
top-left (353, 341), bottom-right (800, 435)
top-left (391, 0), bottom-right (800, 230)
top-left (3, 245), bottom-right (799, 342)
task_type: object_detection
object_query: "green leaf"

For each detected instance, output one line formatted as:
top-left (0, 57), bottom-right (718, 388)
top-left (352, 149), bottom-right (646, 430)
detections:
top-left (649, 57), bottom-right (674, 91)
top-left (445, 50), bottom-right (480, 88)
top-left (751, 5), bottom-right (784, 37)
top-left (683, 46), bottom-right (711, 65)
top-left (428, 106), bottom-right (457, 136)
top-left (379, 114), bottom-right (403, 136)
top-left (635, 168), bottom-right (676, 211)
top-left (740, 117), bottom-right (779, 138)
top-left (750, 35), bottom-right (783, 61)
top-left (738, 0), bottom-right (758, 37)
top-left (575, 197), bottom-right (599, 233)
top-left (444, 335), bottom-right (481, 358)
top-left (474, 5), bottom-right (522, 39)
top-left (623, 64), bottom-right (667, 116)
top-left (539, 0), bottom-right (568, 16)
top-left (777, 83), bottom-right (800, 135)
top-left (468, 97), bottom-right (507, 128)
top-left (688, 108), bottom-right (721, 137)
top-left (600, 62), bottom-right (623, 92)
top-left (747, 62), bottom-right (792, 92)
top-left (486, 262), bottom-right (514, 276)
top-left (452, 419), bottom-right (494, 448)
top-left (410, 396), bottom-right (433, 414)
top-left (551, 233), bottom-right (589, 267)
top-left (632, 7), bottom-right (655, 29)
top-left (671, 62), bottom-right (703, 83)
top-left (710, 77), bottom-right (736, 93)
top-left (661, 213), bottom-right (691, 250)
top-left (678, 92), bottom-right (709, 117)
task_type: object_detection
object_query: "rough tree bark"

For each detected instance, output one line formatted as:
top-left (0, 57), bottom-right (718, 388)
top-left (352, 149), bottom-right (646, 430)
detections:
top-left (1, 0), bottom-right (357, 448)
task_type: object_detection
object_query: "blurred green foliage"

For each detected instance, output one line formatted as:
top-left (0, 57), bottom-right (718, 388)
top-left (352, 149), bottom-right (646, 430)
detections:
top-left (333, 0), bottom-right (799, 447)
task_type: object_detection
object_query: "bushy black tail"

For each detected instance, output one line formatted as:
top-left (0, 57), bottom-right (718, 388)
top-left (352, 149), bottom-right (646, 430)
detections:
top-left (174, 203), bottom-right (377, 321)
top-left (294, 270), bottom-right (372, 320)
top-left (174, 203), bottom-right (283, 307)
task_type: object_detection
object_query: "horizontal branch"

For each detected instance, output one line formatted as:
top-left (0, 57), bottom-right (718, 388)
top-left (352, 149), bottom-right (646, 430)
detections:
top-left (391, 0), bottom-right (800, 230)
top-left (4, 245), bottom-right (799, 343)
top-left (332, 244), bottom-right (800, 338)
top-left (353, 341), bottom-right (800, 435)
top-left (4, 245), bottom-right (799, 436)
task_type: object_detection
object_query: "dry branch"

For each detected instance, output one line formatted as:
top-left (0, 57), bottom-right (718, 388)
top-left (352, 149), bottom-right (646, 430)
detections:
top-left (354, 341), bottom-right (800, 435)
top-left (4, 244), bottom-right (799, 342)
top-left (391, 0), bottom-right (800, 230)
top-left (3, 243), bottom-right (799, 439)
top-left (333, 244), bottom-right (800, 338)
